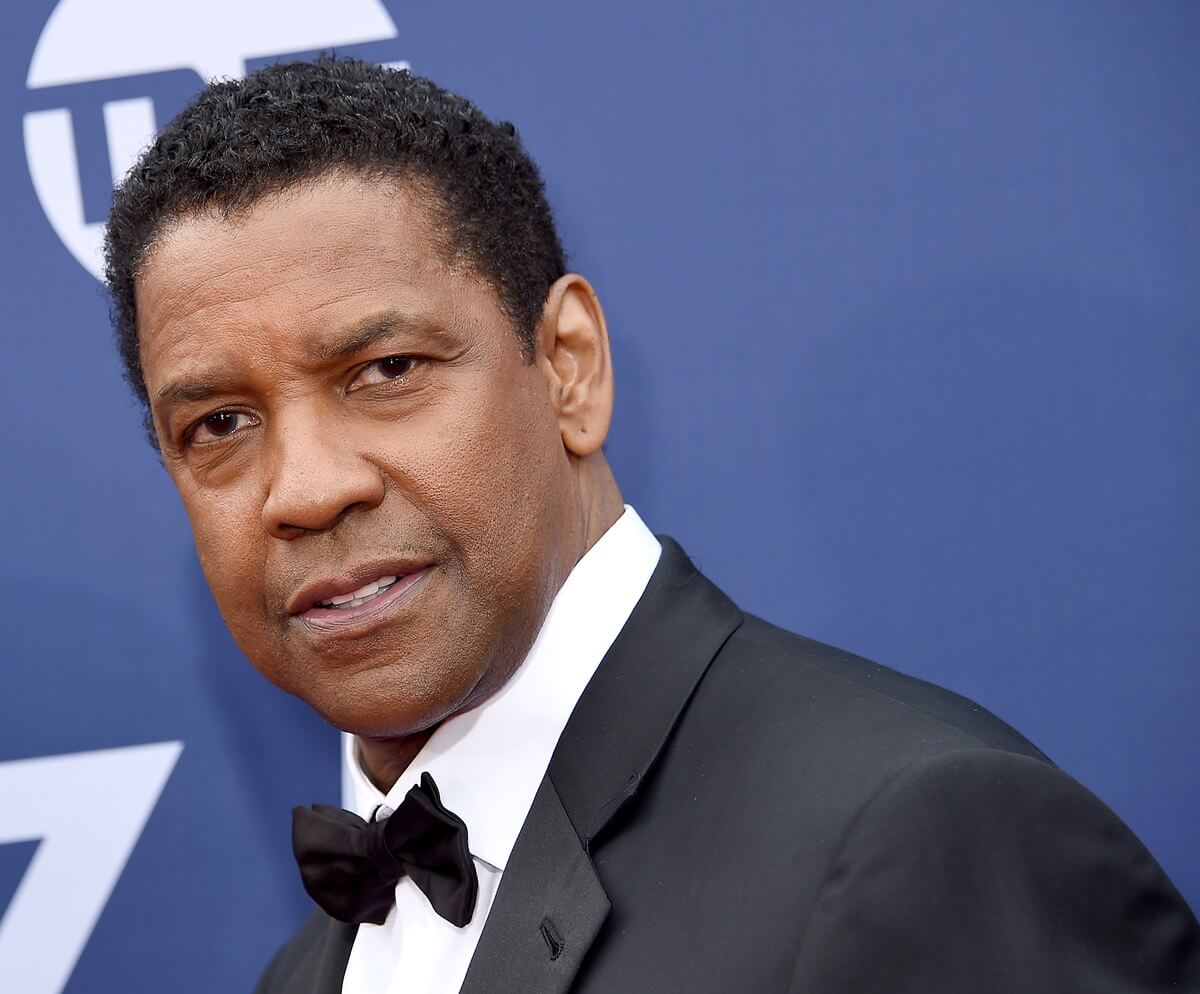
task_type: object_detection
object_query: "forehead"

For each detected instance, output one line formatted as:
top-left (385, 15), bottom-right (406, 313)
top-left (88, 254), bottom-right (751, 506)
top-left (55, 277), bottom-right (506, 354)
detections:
top-left (138, 173), bottom-right (451, 312)
top-left (134, 174), bottom-right (473, 374)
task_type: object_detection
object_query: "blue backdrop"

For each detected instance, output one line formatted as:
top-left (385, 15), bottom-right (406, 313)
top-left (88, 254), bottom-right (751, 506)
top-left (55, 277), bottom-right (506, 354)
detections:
top-left (1, 3), bottom-right (1196, 992)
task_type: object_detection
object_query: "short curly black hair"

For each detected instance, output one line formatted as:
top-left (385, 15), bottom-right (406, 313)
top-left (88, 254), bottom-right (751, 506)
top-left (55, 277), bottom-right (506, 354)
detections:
top-left (104, 57), bottom-right (566, 442)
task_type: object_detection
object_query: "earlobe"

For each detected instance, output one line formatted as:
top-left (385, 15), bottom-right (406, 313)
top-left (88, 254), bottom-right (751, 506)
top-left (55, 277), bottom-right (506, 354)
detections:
top-left (538, 274), bottom-right (614, 458)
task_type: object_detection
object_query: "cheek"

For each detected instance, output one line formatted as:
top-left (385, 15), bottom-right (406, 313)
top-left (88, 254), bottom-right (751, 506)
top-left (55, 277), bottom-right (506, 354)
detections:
top-left (185, 488), bottom-right (271, 644)
top-left (383, 370), bottom-right (566, 607)
top-left (448, 382), bottom-right (567, 615)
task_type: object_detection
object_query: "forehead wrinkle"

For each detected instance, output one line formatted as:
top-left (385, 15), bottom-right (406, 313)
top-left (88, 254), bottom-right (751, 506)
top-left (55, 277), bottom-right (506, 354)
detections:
top-left (144, 211), bottom-right (373, 306)
top-left (143, 257), bottom-right (381, 363)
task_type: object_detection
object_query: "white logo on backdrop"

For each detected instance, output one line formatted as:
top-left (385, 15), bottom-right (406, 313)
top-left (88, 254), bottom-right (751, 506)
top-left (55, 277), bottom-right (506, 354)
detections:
top-left (23, 0), bottom-right (408, 279)
top-left (0, 742), bottom-right (182, 994)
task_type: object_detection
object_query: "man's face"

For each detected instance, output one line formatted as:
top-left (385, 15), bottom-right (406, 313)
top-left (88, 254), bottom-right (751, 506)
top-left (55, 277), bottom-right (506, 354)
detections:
top-left (136, 174), bottom-right (583, 739)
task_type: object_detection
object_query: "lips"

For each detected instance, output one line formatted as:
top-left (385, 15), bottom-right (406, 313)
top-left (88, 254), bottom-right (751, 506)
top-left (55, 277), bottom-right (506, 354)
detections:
top-left (316, 574), bottom-right (399, 609)
top-left (288, 560), bottom-right (433, 615)
top-left (290, 566), bottom-right (433, 638)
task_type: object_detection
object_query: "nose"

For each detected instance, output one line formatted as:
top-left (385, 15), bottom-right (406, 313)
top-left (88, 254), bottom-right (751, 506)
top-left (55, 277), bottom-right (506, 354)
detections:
top-left (261, 411), bottom-right (385, 539)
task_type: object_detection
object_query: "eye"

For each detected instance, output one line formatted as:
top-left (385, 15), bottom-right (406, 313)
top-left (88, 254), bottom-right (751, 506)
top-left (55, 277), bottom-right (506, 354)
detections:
top-left (189, 410), bottom-right (255, 444)
top-left (350, 355), bottom-right (416, 391)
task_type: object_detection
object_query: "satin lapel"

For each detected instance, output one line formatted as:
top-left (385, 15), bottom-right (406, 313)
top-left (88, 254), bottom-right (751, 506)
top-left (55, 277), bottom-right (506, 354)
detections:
top-left (458, 778), bottom-right (609, 994)
top-left (270, 915), bottom-right (355, 994)
top-left (549, 536), bottom-right (743, 847)
top-left (306, 921), bottom-right (356, 994)
top-left (460, 538), bottom-right (743, 994)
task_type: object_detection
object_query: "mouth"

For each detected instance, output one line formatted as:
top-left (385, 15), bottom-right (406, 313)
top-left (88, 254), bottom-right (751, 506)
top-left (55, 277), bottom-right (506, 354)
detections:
top-left (315, 574), bottom-right (402, 610)
top-left (291, 565), bottom-right (433, 638)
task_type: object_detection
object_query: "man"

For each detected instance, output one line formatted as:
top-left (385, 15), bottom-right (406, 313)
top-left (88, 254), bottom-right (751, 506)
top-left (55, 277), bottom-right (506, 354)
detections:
top-left (104, 58), bottom-right (1199, 993)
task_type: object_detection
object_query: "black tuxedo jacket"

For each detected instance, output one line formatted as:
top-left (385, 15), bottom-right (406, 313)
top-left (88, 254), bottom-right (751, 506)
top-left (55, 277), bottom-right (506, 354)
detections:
top-left (257, 539), bottom-right (1200, 993)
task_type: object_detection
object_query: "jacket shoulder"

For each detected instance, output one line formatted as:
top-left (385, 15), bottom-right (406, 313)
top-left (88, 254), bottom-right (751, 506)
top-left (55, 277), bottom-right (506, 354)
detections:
top-left (789, 746), bottom-right (1200, 991)
top-left (724, 612), bottom-right (1047, 761)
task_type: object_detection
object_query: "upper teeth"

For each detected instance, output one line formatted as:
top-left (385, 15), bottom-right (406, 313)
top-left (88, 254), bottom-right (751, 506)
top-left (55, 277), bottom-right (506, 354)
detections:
top-left (322, 575), bottom-right (398, 609)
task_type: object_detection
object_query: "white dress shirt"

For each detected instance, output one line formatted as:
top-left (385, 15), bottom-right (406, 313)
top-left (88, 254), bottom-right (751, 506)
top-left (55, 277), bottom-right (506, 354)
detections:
top-left (340, 506), bottom-right (661, 994)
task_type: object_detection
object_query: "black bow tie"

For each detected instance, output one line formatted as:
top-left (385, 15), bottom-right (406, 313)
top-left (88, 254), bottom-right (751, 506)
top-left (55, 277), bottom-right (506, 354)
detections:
top-left (292, 772), bottom-right (478, 928)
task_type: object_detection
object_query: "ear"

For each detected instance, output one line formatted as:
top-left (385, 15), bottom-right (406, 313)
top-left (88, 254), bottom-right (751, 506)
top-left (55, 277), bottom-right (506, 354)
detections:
top-left (537, 274), bottom-right (614, 457)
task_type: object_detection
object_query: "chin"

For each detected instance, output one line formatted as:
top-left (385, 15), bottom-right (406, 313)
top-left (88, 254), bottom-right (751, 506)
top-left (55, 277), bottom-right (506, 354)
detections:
top-left (300, 662), bottom-right (481, 740)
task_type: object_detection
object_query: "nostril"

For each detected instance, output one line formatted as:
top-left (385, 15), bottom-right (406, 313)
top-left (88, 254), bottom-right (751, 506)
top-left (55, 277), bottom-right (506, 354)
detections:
top-left (273, 522), bottom-right (310, 539)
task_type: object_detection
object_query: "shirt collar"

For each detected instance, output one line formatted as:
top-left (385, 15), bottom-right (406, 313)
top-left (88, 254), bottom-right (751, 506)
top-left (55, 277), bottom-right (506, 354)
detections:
top-left (344, 505), bottom-right (661, 871)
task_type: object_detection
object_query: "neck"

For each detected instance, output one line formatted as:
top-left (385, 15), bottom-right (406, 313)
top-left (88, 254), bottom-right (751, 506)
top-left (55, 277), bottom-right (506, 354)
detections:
top-left (356, 730), bottom-right (434, 794)
top-left (574, 454), bottom-right (625, 554)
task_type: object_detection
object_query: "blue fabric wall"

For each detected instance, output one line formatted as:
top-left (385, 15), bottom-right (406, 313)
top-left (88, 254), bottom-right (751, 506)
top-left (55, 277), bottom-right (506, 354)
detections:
top-left (1, 3), bottom-right (1196, 991)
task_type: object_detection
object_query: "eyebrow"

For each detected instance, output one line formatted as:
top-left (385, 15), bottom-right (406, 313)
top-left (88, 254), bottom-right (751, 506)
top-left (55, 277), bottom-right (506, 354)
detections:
top-left (303, 309), bottom-right (426, 364)
top-left (154, 309), bottom-right (437, 412)
top-left (156, 378), bottom-right (229, 409)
